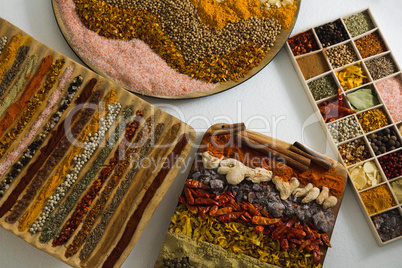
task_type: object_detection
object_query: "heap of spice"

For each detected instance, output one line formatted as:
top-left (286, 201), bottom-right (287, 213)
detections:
top-left (288, 30), bottom-right (319, 56)
top-left (308, 75), bottom-right (338, 101)
top-left (348, 161), bottom-right (381, 190)
top-left (355, 32), bottom-right (387, 59)
top-left (346, 87), bottom-right (379, 111)
top-left (360, 184), bottom-right (396, 215)
top-left (372, 209), bottom-right (402, 242)
top-left (390, 179), bottom-right (402, 204)
top-left (357, 108), bottom-right (389, 133)
top-left (328, 116), bottom-right (363, 143)
top-left (365, 55), bottom-right (397, 80)
top-left (318, 89), bottom-right (355, 123)
top-left (376, 76), bottom-right (402, 123)
top-left (368, 128), bottom-right (401, 156)
top-left (297, 52), bottom-right (330, 80)
top-left (336, 63), bottom-right (368, 91)
top-left (378, 150), bottom-right (402, 179)
top-left (325, 43), bottom-right (358, 69)
top-left (338, 138), bottom-right (371, 166)
top-left (0, 36), bottom-right (7, 55)
top-left (315, 19), bottom-right (348, 48)
top-left (343, 11), bottom-right (375, 38)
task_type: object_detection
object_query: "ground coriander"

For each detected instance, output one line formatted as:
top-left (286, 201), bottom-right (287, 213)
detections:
top-left (297, 52), bottom-right (330, 80)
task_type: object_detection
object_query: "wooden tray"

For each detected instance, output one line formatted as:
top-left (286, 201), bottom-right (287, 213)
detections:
top-left (155, 123), bottom-right (347, 267)
top-left (52, 0), bottom-right (301, 99)
top-left (286, 8), bottom-right (402, 246)
top-left (0, 17), bottom-right (195, 267)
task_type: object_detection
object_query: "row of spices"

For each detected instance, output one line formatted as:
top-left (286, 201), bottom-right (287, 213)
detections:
top-left (0, 30), bottom-right (178, 267)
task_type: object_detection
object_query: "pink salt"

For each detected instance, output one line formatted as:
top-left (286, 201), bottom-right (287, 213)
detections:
top-left (56, 0), bottom-right (217, 96)
top-left (376, 76), bottom-right (402, 123)
top-left (0, 65), bottom-right (74, 177)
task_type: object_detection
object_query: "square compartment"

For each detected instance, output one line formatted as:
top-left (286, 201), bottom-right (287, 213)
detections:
top-left (376, 74), bottom-right (402, 123)
top-left (318, 94), bottom-right (355, 123)
top-left (297, 52), bottom-right (330, 80)
top-left (378, 149), bottom-right (402, 180)
top-left (288, 30), bottom-right (320, 56)
top-left (390, 178), bottom-right (402, 204)
top-left (348, 160), bottom-right (384, 191)
top-left (360, 184), bottom-right (396, 215)
top-left (335, 62), bottom-right (370, 91)
top-left (315, 19), bottom-right (349, 48)
top-left (357, 107), bottom-right (390, 133)
top-left (345, 85), bottom-right (380, 112)
top-left (371, 208), bottom-right (402, 242)
top-left (328, 115), bottom-right (363, 143)
top-left (365, 54), bottom-right (398, 81)
top-left (367, 126), bottom-right (401, 156)
top-left (343, 11), bottom-right (375, 38)
top-left (308, 74), bottom-right (338, 101)
top-left (338, 137), bottom-right (372, 166)
top-left (325, 42), bottom-right (359, 69)
top-left (354, 31), bottom-right (388, 59)
top-left (399, 123), bottom-right (402, 136)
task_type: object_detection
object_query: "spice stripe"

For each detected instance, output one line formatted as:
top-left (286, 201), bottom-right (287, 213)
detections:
top-left (0, 79), bottom-right (97, 218)
top-left (0, 55), bottom-right (39, 117)
top-left (102, 133), bottom-right (188, 267)
top-left (52, 110), bottom-right (144, 246)
top-left (0, 36), bottom-right (7, 55)
top-left (0, 44), bottom-right (30, 97)
top-left (4, 88), bottom-right (104, 223)
top-left (0, 34), bottom-right (23, 81)
top-left (0, 55), bottom-right (53, 137)
top-left (79, 123), bottom-right (165, 260)
top-left (0, 59), bottom-right (65, 159)
top-left (65, 117), bottom-right (157, 257)
top-left (19, 91), bottom-right (119, 232)
top-left (0, 74), bottom-right (83, 199)
top-left (39, 106), bottom-right (137, 243)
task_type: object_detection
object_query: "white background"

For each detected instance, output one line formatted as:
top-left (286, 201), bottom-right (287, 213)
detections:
top-left (0, 0), bottom-right (401, 267)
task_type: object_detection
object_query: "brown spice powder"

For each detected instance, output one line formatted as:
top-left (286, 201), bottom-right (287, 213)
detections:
top-left (297, 52), bottom-right (330, 80)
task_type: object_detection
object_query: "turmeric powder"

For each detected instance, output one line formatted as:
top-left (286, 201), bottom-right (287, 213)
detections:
top-left (190, 0), bottom-right (297, 30)
top-left (360, 185), bottom-right (396, 215)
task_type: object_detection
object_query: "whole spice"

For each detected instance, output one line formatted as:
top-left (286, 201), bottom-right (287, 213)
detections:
top-left (378, 150), bottom-right (402, 179)
top-left (376, 76), bottom-right (402, 123)
top-left (327, 116), bottom-right (362, 143)
top-left (288, 30), bottom-right (319, 56)
top-left (355, 32), bottom-right (387, 59)
top-left (357, 108), bottom-right (389, 133)
top-left (0, 34), bottom-right (23, 79)
top-left (348, 161), bottom-right (381, 190)
top-left (39, 106), bottom-right (136, 243)
top-left (0, 36), bottom-right (7, 55)
top-left (336, 63), bottom-right (368, 91)
top-left (308, 75), bottom-right (338, 101)
top-left (297, 52), bottom-right (330, 80)
top-left (338, 138), bottom-right (371, 166)
top-left (390, 179), bottom-right (402, 204)
top-left (346, 87), bottom-right (379, 111)
top-left (343, 11), bottom-right (375, 38)
top-left (318, 89), bottom-right (356, 123)
top-left (360, 184), bottom-right (396, 215)
top-left (365, 55), bottom-right (397, 80)
top-left (372, 209), bottom-right (402, 242)
top-left (325, 43), bottom-right (358, 69)
top-left (315, 19), bottom-right (348, 48)
top-left (368, 128), bottom-right (401, 156)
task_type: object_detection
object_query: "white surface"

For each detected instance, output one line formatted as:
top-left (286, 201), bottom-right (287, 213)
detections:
top-left (0, 0), bottom-right (401, 267)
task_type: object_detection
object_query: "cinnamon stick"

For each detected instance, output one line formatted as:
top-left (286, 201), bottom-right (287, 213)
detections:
top-left (245, 132), bottom-right (311, 167)
top-left (211, 123), bottom-right (246, 136)
top-left (239, 133), bottom-right (309, 172)
top-left (292, 142), bottom-right (333, 170)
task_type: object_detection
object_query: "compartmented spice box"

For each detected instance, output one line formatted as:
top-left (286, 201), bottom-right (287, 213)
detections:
top-left (286, 9), bottom-right (402, 246)
top-left (0, 17), bottom-right (195, 267)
